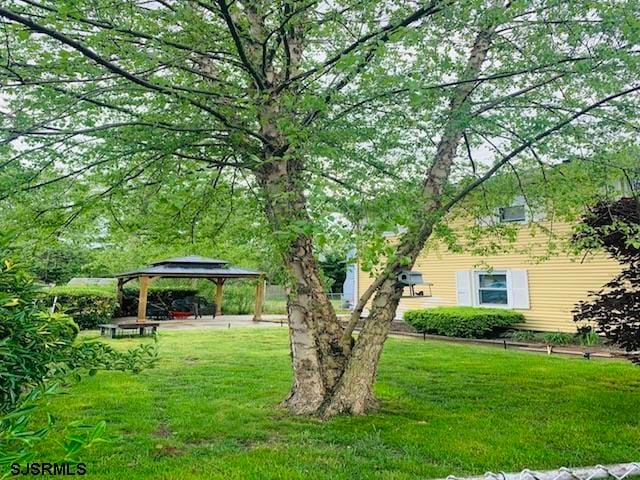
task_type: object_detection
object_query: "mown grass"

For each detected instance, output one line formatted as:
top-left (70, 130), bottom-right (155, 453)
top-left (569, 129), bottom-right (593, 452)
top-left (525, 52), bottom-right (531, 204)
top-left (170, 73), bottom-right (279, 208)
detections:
top-left (37, 328), bottom-right (640, 479)
top-left (262, 298), bottom-right (349, 315)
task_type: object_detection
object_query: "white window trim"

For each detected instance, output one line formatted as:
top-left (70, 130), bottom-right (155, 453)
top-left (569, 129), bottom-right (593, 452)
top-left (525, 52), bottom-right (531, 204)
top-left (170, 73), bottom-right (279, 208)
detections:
top-left (472, 270), bottom-right (512, 308)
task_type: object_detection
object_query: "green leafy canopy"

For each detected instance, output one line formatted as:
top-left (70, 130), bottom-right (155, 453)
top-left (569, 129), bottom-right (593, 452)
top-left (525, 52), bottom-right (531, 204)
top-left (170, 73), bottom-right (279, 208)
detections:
top-left (0, 0), bottom-right (639, 272)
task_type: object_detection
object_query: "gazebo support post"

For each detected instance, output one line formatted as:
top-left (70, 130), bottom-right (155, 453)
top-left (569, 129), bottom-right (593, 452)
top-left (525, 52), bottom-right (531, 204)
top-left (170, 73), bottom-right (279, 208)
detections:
top-left (137, 276), bottom-right (151, 323)
top-left (215, 279), bottom-right (225, 317)
top-left (116, 278), bottom-right (124, 311)
top-left (253, 276), bottom-right (265, 321)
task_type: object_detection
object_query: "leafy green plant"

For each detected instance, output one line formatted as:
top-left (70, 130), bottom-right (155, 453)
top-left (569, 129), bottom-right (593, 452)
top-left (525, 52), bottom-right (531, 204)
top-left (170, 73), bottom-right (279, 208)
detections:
top-left (542, 332), bottom-right (574, 346)
top-left (0, 258), bottom-right (157, 475)
top-left (404, 307), bottom-right (524, 339)
top-left (511, 330), bottom-right (536, 342)
top-left (41, 286), bottom-right (118, 329)
top-left (219, 283), bottom-right (254, 315)
top-left (576, 326), bottom-right (601, 347)
top-left (0, 385), bottom-right (112, 472)
top-left (580, 331), bottom-right (601, 347)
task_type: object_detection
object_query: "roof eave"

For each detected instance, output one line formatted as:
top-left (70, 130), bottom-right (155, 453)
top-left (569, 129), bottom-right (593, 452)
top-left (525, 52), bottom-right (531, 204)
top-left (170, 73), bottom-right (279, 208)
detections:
top-left (114, 270), bottom-right (263, 279)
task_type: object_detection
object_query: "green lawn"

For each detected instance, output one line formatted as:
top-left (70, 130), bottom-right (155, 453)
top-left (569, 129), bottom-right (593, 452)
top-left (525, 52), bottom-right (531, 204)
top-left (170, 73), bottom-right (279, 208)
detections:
top-left (38, 328), bottom-right (640, 479)
top-left (262, 298), bottom-right (349, 315)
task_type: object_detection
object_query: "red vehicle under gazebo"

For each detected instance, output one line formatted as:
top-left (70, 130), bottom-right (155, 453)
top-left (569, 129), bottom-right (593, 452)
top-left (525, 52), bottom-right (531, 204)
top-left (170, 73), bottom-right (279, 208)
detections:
top-left (114, 256), bottom-right (265, 323)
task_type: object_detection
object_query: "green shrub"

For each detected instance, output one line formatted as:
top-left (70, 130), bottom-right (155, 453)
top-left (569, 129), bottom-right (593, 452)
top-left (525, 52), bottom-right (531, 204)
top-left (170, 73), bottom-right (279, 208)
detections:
top-left (220, 283), bottom-right (254, 315)
top-left (2, 272), bottom-right (79, 411)
top-left (543, 331), bottom-right (574, 345)
top-left (404, 307), bottom-right (524, 338)
top-left (41, 286), bottom-right (118, 329)
top-left (1, 259), bottom-right (157, 471)
top-left (511, 330), bottom-right (536, 342)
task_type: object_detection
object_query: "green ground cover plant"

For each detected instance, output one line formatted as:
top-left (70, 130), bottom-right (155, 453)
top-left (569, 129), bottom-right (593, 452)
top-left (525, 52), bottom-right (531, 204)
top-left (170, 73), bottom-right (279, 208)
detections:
top-left (509, 329), bottom-right (602, 347)
top-left (542, 332), bottom-right (575, 346)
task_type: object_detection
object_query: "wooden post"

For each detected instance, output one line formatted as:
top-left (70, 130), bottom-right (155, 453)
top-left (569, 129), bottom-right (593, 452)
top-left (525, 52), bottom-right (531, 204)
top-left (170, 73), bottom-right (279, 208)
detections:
top-left (137, 276), bottom-right (150, 323)
top-left (215, 279), bottom-right (225, 317)
top-left (253, 276), bottom-right (265, 321)
top-left (116, 278), bottom-right (124, 313)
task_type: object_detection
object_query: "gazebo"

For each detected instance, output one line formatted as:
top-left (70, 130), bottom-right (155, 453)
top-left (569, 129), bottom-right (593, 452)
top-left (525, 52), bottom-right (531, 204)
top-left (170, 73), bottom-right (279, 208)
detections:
top-left (115, 256), bottom-right (265, 322)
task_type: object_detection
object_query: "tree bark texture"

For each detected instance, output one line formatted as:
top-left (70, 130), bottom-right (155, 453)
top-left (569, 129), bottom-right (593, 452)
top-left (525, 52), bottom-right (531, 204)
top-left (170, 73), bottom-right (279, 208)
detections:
top-left (256, 149), bottom-right (349, 414)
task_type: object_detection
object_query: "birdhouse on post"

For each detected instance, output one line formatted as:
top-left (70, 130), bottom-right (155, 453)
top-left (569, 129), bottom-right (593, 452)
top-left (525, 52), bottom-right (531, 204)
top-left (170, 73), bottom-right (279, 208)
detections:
top-left (398, 270), bottom-right (433, 298)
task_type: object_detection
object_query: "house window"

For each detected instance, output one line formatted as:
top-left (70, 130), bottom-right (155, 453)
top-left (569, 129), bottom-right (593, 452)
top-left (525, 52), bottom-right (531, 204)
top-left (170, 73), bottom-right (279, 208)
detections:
top-left (456, 270), bottom-right (529, 309)
top-left (476, 272), bottom-right (508, 305)
top-left (499, 205), bottom-right (526, 223)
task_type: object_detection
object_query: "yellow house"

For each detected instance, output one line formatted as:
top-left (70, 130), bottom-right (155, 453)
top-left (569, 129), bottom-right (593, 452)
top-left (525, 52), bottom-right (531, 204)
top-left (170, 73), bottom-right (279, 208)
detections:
top-left (356, 204), bottom-right (623, 333)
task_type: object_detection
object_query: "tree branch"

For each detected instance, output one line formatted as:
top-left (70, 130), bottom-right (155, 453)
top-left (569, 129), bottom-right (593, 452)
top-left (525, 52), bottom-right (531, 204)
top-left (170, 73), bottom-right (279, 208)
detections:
top-left (0, 6), bottom-right (267, 143)
top-left (216, 0), bottom-right (266, 89)
top-left (442, 83), bottom-right (640, 213)
top-left (275, 1), bottom-right (444, 93)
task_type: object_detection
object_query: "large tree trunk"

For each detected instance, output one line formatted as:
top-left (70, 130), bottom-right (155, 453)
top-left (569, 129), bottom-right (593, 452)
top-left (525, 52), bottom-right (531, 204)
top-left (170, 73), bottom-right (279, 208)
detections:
top-left (322, 277), bottom-right (403, 416)
top-left (280, 232), bottom-right (349, 414)
top-left (256, 153), bottom-right (349, 414)
top-left (319, 28), bottom-right (496, 417)
top-left (322, 225), bottom-right (432, 416)
top-left (255, 24), bottom-right (496, 418)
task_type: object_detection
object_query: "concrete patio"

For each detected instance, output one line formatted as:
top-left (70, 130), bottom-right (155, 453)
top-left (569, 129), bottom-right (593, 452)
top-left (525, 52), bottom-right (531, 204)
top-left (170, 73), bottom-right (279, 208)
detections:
top-left (113, 314), bottom-right (288, 330)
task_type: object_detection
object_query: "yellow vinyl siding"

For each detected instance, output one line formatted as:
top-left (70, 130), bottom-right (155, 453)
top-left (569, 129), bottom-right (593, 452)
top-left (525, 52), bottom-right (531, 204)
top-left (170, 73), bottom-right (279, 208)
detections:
top-left (357, 222), bottom-right (621, 332)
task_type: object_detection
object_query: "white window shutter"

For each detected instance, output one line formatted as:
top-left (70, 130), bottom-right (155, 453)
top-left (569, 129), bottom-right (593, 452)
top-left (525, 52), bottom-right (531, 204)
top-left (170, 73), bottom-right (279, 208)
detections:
top-left (510, 270), bottom-right (530, 309)
top-left (455, 271), bottom-right (473, 306)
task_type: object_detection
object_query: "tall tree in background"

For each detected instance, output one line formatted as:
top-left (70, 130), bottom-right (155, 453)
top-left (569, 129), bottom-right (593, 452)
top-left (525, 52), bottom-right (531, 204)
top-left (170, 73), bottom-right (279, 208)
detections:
top-left (319, 253), bottom-right (348, 294)
top-left (1, 0), bottom-right (639, 416)
top-left (30, 243), bottom-right (88, 284)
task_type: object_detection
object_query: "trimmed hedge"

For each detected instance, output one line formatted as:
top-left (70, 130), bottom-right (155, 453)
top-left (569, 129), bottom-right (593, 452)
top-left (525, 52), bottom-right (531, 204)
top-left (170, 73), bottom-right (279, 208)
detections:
top-left (41, 285), bottom-right (204, 327)
top-left (41, 286), bottom-right (118, 330)
top-left (404, 307), bottom-right (524, 338)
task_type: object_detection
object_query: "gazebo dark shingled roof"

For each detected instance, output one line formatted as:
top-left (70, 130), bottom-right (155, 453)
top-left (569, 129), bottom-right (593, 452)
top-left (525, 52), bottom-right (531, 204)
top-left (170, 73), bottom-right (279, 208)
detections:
top-left (154, 255), bottom-right (230, 265)
top-left (114, 256), bottom-right (265, 322)
top-left (116, 255), bottom-right (261, 280)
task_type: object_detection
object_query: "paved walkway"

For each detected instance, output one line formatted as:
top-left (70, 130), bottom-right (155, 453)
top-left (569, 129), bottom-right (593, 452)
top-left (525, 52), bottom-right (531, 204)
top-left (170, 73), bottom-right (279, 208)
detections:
top-left (114, 314), bottom-right (288, 330)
